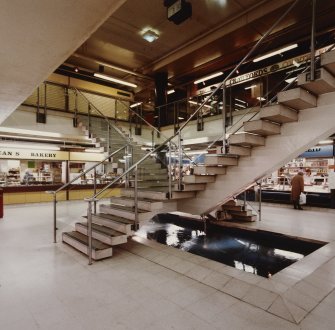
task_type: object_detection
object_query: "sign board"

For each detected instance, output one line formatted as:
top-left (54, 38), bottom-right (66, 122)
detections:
top-left (299, 145), bottom-right (334, 158)
top-left (70, 152), bottom-right (105, 162)
top-left (0, 148), bottom-right (69, 160)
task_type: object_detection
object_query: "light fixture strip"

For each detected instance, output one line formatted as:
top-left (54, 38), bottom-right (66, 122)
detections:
top-left (94, 73), bottom-right (137, 88)
top-left (194, 72), bottom-right (223, 84)
top-left (244, 84), bottom-right (257, 90)
top-left (235, 98), bottom-right (247, 104)
top-left (253, 44), bottom-right (298, 63)
top-left (130, 102), bottom-right (142, 108)
top-left (167, 89), bottom-right (175, 95)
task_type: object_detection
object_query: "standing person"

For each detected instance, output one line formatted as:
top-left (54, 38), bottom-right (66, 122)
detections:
top-left (291, 171), bottom-right (305, 210)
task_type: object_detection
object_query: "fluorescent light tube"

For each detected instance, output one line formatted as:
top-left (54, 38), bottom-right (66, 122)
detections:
top-left (0, 142), bottom-right (60, 150)
top-left (253, 44), bottom-right (298, 63)
top-left (235, 98), bottom-right (247, 104)
top-left (167, 89), bottom-right (175, 95)
top-left (130, 102), bottom-right (142, 108)
top-left (257, 97), bottom-right (266, 101)
top-left (285, 77), bottom-right (296, 84)
top-left (318, 140), bottom-right (333, 145)
top-left (194, 72), bottom-right (223, 84)
top-left (94, 73), bottom-right (137, 88)
top-left (245, 85), bottom-right (257, 90)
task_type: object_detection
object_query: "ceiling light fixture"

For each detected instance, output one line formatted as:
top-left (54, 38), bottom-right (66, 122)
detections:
top-left (245, 85), bottom-right (257, 90)
top-left (167, 89), bottom-right (175, 95)
top-left (93, 73), bottom-right (137, 88)
top-left (141, 29), bottom-right (159, 43)
top-left (257, 97), bottom-right (266, 101)
top-left (194, 72), bottom-right (223, 84)
top-left (318, 140), bottom-right (333, 145)
top-left (0, 142), bottom-right (60, 151)
top-left (235, 98), bottom-right (247, 104)
top-left (285, 77), bottom-right (296, 84)
top-left (130, 102), bottom-right (142, 108)
top-left (253, 44), bottom-right (298, 62)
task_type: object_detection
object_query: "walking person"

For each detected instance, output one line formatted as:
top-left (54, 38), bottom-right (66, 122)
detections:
top-left (290, 171), bottom-right (305, 210)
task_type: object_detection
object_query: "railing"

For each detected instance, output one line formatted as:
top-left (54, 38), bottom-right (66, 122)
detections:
top-left (47, 145), bottom-right (128, 243)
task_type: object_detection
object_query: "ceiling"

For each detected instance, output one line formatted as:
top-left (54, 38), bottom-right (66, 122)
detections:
top-left (63, 0), bottom-right (335, 103)
top-left (1, 0), bottom-right (335, 127)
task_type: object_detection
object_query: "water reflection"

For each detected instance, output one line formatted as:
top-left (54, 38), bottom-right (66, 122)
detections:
top-left (136, 217), bottom-right (314, 278)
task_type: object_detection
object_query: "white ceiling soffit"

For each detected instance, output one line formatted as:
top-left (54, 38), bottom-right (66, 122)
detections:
top-left (0, 0), bottom-right (126, 125)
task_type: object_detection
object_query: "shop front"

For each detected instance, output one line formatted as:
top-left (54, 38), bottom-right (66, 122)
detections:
top-left (0, 147), bottom-right (121, 204)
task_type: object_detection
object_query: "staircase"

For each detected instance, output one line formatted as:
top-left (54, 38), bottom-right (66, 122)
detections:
top-left (62, 49), bottom-right (335, 260)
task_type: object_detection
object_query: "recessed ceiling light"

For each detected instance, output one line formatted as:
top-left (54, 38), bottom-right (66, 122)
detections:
top-left (141, 29), bottom-right (159, 43)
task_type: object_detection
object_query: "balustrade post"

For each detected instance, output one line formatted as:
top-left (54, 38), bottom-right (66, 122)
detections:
top-left (53, 193), bottom-right (57, 243)
top-left (134, 165), bottom-right (139, 231)
top-left (178, 132), bottom-right (183, 191)
top-left (310, 0), bottom-right (316, 81)
top-left (258, 182), bottom-right (262, 221)
top-left (168, 141), bottom-right (172, 199)
top-left (93, 168), bottom-right (97, 214)
top-left (86, 199), bottom-right (93, 265)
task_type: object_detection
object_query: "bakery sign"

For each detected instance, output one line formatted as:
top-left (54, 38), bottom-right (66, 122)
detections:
top-left (0, 148), bottom-right (69, 160)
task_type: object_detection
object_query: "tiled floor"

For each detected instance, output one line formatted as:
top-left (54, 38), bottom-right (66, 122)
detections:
top-left (0, 201), bottom-right (335, 329)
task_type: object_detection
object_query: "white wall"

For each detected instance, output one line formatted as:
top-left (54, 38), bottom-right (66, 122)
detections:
top-left (1, 106), bottom-right (85, 136)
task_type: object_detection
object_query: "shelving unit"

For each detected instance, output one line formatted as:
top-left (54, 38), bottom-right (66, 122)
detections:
top-left (283, 158), bottom-right (329, 176)
top-left (6, 168), bottom-right (21, 186)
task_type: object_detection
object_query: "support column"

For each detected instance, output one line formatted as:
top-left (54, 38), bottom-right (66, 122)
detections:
top-left (154, 72), bottom-right (168, 127)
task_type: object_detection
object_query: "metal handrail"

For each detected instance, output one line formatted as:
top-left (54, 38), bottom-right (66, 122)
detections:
top-left (74, 88), bottom-right (131, 144)
top-left (88, 136), bottom-right (175, 201)
top-left (227, 42), bottom-right (335, 136)
top-left (53, 145), bottom-right (127, 194)
top-left (48, 145), bottom-right (128, 243)
top-left (84, 0), bottom-right (300, 263)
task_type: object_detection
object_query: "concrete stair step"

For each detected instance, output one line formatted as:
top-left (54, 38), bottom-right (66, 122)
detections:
top-left (174, 183), bottom-right (206, 191)
top-left (193, 165), bottom-right (227, 175)
top-left (298, 68), bottom-right (335, 95)
top-left (277, 87), bottom-right (317, 110)
top-left (230, 214), bottom-right (257, 222)
top-left (259, 104), bottom-right (298, 123)
top-left (221, 204), bottom-right (245, 211)
top-left (170, 191), bottom-right (196, 199)
top-left (62, 231), bottom-right (113, 260)
top-left (129, 181), bottom-right (169, 189)
top-left (100, 204), bottom-right (155, 222)
top-left (139, 168), bottom-right (167, 175)
top-left (109, 196), bottom-right (164, 211)
top-left (243, 119), bottom-right (281, 136)
top-left (217, 145), bottom-right (251, 156)
top-left (121, 188), bottom-right (168, 200)
top-left (138, 163), bottom-right (162, 170)
top-left (135, 173), bottom-right (168, 181)
top-left (75, 222), bottom-right (128, 246)
top-left (205, 155), bottom-right (238, 166)
top-left (91, 213), bottom-right (136, 235)
top-left (229, 133), bottom-right (265, 147)
top-left (229, 210), bottom-right (253, 217)
top-left (321, 49), bottom-right (335, 75)
top-left (183, 174), bottom-right (215, 184)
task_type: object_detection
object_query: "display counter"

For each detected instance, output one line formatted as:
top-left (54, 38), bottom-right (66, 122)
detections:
top-left (243, 185), bottom-right (332, 208)
top-left (3, 183), bottom-right (121, 205)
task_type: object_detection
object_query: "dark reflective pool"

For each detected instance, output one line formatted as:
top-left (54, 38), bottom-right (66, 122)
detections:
top-left (137, 214), bottom-right (324, 278)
